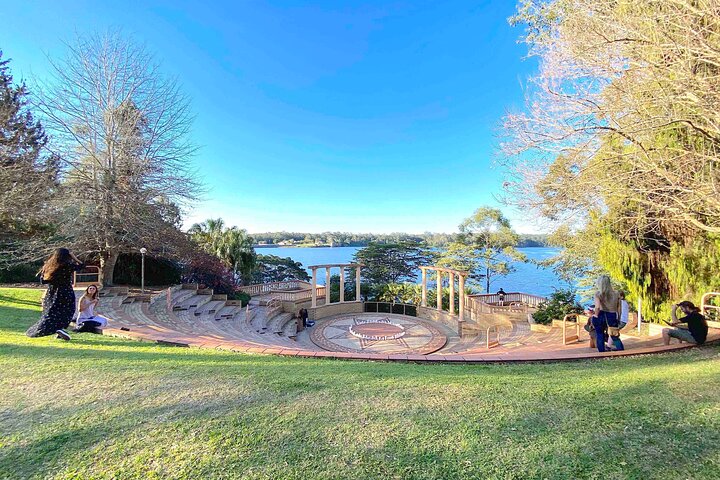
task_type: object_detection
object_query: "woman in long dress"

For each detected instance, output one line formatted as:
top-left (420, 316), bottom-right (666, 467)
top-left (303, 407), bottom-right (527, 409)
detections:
top-left (74, 285), bottom-right (109, 332)
top-left (26, 248), bottom-right (84, 341)
top-left (591, 275), bottom-right (625, 352)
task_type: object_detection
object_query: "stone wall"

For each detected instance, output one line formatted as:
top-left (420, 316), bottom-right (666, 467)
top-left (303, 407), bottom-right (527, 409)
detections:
top-left (417, 306), bottom-right (462, 335)
top-left (309, 302), bottom-right (364, 320)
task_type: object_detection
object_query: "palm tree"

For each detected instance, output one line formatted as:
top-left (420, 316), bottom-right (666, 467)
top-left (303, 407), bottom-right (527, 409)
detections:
top-left (188, 218), bottom-right (225, 250)
top-left (189, 219), bottom-right (256, 285)
top-left (217, 227), bottom-right (256, 285)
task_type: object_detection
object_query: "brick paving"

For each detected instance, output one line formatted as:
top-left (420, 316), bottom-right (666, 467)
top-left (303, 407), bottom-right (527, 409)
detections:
top-left (96, 285), bottom-right (720, 363)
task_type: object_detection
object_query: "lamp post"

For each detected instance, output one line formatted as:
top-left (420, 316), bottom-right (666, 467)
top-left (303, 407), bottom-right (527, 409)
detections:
top-left (140, 247), bottom-right (147, 293)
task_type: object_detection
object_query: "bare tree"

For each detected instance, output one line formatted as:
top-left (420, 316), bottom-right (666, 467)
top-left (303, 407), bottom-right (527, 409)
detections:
top-left (502, 0), bottom-right (720, 237)
top-left (34, 32), bottom-right (202, 285)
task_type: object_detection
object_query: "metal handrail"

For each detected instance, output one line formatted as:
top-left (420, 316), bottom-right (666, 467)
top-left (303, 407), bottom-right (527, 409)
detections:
top-left (486, 325), bottom-right (501, 349)
top-left (700, 292), bottom-right (720, 317)
top-left (73, 266), bottom-right (100, 287)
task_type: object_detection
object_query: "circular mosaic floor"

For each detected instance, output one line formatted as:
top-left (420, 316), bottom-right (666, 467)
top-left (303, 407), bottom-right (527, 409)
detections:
top-left (310, 313), bottom-right (447, 354)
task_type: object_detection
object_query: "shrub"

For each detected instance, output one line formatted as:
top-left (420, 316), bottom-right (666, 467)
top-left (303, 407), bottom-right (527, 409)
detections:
top-left (181, 251), bottom-right (235, 295)
top-left (532, 289), bottom-right (584, 325)
top-left (0, 263), bottom-right (42, 283)
top-left (228, 290), bottom-right (251, 307)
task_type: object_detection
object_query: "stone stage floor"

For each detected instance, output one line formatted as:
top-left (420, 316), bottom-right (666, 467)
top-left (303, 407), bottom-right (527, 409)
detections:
top-left (310, 313), bottom-right (447, 354)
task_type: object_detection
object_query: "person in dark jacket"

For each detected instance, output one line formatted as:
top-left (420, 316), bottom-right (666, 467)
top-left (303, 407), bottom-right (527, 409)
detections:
top-left (663, 301), bottom-right (708, 345)
top-left (26, 248), bottom-right (84, 341)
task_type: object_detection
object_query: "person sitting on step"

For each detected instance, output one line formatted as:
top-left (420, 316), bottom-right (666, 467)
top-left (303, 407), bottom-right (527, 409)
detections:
top-left (74, 285), bottom-right (109, 333)
top-left (662, 301), bottom-right (708, 346)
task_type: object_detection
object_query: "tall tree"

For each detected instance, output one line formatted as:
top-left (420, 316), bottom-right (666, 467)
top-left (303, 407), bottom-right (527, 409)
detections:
top-left (0, 51), bottom-right (59, 265)
top-left (34, 32), bottom-right (201, 285)
top-left (251, 254), bottom-right (310, 284)
top-left (504, 0), bottom-right (720, 235)
top-left (354, 241), bottom-right (434, 286)
top-left (441, 208), bottom-right (525, 293)
top-left (189, 219), bottom-right (256, 285)
top-left (502, 0), bottom-right (720, 320)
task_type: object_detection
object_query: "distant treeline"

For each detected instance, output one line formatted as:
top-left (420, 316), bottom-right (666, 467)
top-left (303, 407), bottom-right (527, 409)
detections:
top-left (250, 232), bottom-right (548, 248)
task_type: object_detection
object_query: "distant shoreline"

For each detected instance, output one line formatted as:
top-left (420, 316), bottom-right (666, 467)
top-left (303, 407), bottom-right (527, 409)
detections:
top-left (253, 244), bottom-right (549, 249)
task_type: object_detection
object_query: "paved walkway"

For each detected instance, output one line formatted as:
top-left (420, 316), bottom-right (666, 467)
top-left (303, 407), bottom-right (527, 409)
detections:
top-left (94, 285), bottom-right (720, 363)
top-left (99, 324), bottom-right (720, 363)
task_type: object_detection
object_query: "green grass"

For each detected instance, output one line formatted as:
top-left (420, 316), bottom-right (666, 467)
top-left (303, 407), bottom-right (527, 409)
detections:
top-left (1, 288), bottom-right (719, 480)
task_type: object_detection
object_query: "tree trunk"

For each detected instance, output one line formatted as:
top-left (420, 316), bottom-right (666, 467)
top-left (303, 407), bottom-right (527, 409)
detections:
top-left (486, 267), bottom-right (490, 293)
top-left (100, 250), bottom-right (119, 287)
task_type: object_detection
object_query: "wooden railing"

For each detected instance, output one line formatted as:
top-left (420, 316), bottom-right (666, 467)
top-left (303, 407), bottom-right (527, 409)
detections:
top-left (73, 266), bottom-right (100, 287)
top-left (469, 292), bottom-right (547, 307)
top-left (238, 280), bottom-right (313, 296)
top-left (465, 292), bottom-right (547, 315)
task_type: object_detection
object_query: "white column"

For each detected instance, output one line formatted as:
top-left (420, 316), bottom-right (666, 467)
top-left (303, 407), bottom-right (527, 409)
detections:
top-left (459, 275), bottom-right (465, 321)
top-left (325, 267), bottom-right (331, 305)
top-left (339, 266), bottom-right (345, 303)
top-left (436, 270), bottom-right (443, 311)
top-left (421, 268), bottom-right (427, 307)
top-left (449, 272), bottom-right (455, 315)
top-left (355, 265), bottom-right (361, 301)
top-left (311, 267), bottom-right (317, 308)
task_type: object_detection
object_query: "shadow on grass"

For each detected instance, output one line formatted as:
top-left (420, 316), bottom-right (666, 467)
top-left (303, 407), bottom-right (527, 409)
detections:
top-left (3, 368), bottom-right (719, 480)
top-left (2, 295), bottom-right (720, 478)
top-left (0, 293), bottom-right (42, 307)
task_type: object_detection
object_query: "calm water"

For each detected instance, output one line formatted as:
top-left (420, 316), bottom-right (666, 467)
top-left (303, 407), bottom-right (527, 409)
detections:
top-left (255, 246), bottom-right (570, 297)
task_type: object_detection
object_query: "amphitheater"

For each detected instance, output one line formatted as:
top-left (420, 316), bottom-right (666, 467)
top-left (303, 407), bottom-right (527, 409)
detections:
top-left (73, 263), bottom-right (720, 363)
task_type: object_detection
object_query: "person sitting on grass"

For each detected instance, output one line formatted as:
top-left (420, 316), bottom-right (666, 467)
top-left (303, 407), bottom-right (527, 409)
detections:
top-left (74, 285), bottom-right (109, 333)
top-left (662, 301), bottom-right (708, 346)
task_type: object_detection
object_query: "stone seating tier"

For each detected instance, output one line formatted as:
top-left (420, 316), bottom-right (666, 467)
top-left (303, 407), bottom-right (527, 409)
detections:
top-left (89, 283), bottom-right (720, 362)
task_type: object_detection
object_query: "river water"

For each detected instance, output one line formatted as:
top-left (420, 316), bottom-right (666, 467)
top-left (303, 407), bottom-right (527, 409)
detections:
top-left (255, 246), bottom-right (570, 297)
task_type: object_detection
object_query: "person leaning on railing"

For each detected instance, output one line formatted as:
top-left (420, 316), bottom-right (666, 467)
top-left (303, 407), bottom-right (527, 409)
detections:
top-left (663, 301), bottom-right (708, 346)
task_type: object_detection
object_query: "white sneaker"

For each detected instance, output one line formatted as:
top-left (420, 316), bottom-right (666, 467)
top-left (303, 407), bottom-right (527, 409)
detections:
top-left (55, 329), bottom-right (71, 341)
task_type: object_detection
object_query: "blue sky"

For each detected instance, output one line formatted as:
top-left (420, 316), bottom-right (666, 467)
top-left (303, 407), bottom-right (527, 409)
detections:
top-left (0, 0), bottom-right (539, 234)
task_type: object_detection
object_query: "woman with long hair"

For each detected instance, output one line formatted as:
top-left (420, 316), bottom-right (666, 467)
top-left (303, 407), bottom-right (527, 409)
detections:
top-left (26, 248), bottom-right (84, 340)
top-left (591, 275), bottom-right (625, 352)
top-left (74, 285), bottom-right (109, 333)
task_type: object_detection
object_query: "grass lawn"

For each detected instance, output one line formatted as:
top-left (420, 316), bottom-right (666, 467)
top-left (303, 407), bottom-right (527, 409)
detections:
top-left (1, 287), bottom-right (719, 479)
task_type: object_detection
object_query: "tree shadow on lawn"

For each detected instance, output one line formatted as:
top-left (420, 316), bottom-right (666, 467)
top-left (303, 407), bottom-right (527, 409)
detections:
top-left (4, 338), bottom-right (720, 390)
top-left (0, 294), bottom-right (42, 308)
top-left (0, 390), bottom-right (287, 478)
top-left (2, 321), bottom-right (720, 479)
top-left (3, 384), bottom-right (718, 480)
